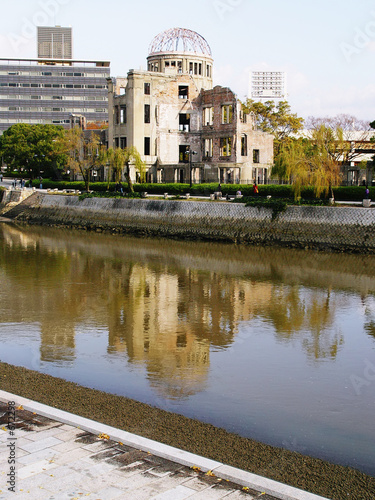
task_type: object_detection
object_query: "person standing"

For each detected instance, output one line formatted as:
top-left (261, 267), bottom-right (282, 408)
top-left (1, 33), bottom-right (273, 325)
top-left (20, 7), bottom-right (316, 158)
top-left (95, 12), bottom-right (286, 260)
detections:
top-left (253, 182), bottom-right (259, 196)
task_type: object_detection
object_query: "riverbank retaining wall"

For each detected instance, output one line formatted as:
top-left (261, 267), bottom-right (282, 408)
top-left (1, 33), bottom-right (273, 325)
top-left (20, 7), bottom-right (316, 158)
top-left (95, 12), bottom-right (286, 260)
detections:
top-left (3, 192), bottom-right (375, 252)
top-left (0, 188), bottom-right (33, 206)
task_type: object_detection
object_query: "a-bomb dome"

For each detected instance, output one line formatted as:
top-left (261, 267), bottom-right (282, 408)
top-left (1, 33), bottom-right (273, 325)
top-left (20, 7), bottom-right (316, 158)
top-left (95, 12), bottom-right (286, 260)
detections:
top-left (148, 27), bottom-right (212, 57)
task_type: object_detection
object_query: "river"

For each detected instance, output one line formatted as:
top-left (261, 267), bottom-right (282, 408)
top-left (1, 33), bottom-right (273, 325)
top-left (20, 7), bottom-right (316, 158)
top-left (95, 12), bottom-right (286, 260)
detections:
top-left (0, 223), bottom-right (374, 476)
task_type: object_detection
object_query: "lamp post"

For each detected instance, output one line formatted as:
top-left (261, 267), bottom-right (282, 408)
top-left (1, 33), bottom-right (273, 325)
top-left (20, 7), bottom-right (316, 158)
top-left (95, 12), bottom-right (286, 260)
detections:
top-left (188, 149), bottom-right (197, 188)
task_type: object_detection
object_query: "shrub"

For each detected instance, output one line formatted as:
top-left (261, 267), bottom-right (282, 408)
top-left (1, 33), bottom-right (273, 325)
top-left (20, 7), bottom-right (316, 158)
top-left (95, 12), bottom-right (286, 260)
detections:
top-left (29, 180), bottom-right (375, 202)
top-left (79, 191), bottom-right (142, 201)
top-left (242, 197), bottom-right (288, 220)
top-left (332, 186), bottom-right (373, 201)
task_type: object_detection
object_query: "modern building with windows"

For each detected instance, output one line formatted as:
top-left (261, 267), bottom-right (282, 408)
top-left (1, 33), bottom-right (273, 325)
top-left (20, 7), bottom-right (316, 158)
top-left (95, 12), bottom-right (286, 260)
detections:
top-left (0, 27), bottom-right (109, 135)
top-left (37, 26), bottom-right (73, 60)
top-left (251, 71), bottom-right (287, 101)
top-left (108, 27), bottom-right (273, 184)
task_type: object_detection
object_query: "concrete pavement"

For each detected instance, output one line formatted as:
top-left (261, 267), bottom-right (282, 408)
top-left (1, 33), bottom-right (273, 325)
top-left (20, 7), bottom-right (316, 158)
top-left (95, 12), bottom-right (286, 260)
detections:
top-left (0, 391), bottom-right (329, 500)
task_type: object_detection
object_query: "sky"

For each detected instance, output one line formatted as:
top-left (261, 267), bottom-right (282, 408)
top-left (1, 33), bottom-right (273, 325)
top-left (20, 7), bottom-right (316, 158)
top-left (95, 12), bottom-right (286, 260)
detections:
top-left (0, 0), bottom-right (374, 123)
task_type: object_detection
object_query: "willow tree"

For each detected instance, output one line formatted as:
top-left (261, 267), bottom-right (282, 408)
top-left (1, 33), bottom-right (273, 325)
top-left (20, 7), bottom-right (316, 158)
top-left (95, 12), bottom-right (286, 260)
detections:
top-left (278, 126), bottom-right (342, 200)
top-left (104, 146), bottom-right (145, 193)
top-left (105, 148), bottom-right (124, 189)
top-left (63, 128), bottom-right (105, 191)
top-left (277, 139), bottom-right (310, 199)
top-left (308, 125), bottom-right (342, 199)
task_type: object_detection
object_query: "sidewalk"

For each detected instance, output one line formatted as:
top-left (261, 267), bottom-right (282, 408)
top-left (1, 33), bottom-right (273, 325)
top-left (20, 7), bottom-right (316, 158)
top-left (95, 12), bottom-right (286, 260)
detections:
top-left (0, 391), bottom-right (328, 500)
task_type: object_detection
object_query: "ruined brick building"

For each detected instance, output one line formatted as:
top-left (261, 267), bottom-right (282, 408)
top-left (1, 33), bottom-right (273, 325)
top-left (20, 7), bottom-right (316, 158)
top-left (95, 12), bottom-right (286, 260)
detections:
top-left (107, 28), bottom-right (273, 185)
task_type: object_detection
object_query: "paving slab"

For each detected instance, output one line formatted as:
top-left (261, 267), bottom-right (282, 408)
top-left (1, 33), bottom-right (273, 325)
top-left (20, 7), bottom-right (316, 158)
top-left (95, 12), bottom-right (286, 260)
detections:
top-left (17, 436), bottom-right (63, 454)
top-left (149, 485), bottom-right (197, 500)
top-left (0, 390), bottom-right (330, 500)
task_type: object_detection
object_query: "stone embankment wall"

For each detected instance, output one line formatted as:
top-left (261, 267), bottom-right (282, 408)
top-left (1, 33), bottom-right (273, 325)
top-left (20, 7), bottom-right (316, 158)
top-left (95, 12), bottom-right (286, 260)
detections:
top-left (3, 192), bottom-right (375, 252)
top-left (0, 188), bottom-right (33, 206)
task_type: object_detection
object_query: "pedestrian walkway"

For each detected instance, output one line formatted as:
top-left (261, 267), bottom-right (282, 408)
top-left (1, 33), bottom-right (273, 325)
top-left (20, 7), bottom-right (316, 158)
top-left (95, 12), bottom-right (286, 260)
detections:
top-left (0, 392), bottom-right (328, 500)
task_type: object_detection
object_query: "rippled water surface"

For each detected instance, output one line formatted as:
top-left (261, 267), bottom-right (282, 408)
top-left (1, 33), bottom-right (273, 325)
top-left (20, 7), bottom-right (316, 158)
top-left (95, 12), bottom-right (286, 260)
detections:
top-left (0, 223), bottom-right (374, 475)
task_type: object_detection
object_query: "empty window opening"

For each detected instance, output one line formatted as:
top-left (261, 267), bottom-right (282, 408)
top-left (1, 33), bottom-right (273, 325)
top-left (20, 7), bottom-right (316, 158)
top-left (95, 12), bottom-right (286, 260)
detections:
top-left (178, 85), bottom-right (189, 99)
top-left (220, 137), bottom-right (232, 157)
top-left (179, 145), bottom-right (189, 163)
top-left (204, 138), bottom-right (213, 157)
top-left (241, 135), bottom-right (247, 156)
top-left (203, 107), bottom-right (214, 126)
top-left (253, 149), bottom-right (260, 163)
top-left (144, 137), bottom-right (150, 156)
top-left (144, 104), bottom-right (150, 123)
top-left (222, 105), bottom-right (233, 124)
top-left (120, 105), bottom-right (127, 124)
top-left (179, 113), bottom-right (190, 132)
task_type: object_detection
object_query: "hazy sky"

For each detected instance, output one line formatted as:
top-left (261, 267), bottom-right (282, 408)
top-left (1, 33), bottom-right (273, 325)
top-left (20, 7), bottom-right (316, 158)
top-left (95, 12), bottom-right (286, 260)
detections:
top-left (0, 0), bottom-right (374, 122)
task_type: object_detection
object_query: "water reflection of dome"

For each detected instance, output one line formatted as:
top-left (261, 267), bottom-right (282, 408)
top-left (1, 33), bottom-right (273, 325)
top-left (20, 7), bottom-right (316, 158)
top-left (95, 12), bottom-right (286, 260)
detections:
top-left (148, 27), bottom-right (212, 57)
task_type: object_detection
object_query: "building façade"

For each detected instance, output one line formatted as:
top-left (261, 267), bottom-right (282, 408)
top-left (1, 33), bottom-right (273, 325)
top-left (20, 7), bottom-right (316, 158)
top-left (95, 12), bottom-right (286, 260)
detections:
top-left (107, 28), bottom-right (273, 185)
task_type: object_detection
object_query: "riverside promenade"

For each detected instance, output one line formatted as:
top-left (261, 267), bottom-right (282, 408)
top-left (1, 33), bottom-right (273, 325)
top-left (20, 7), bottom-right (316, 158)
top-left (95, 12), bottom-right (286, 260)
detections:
top-left (0, 391), bottom-right (328, 500)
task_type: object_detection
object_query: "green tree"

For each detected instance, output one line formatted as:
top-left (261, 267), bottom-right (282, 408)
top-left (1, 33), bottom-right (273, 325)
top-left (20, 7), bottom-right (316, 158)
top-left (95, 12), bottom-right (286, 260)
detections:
top-left (308, 126), bottom-right (342, 199)
top-left (241, 99), bottom-right (304, 156)
top-left (63, 127), bottom-right (105, 192)
top-left (306, 114), bottom-right (371, 165)
top-left (105, 148), bottom-right (126, 186)
top-left (104, 147), bottom-right (145, 193)
top-left (278, 125), bottom-right (342, 199)
top-left (276, 138), bottom-right (310, 197)
top-left (0, 123), bottom-right (66, 179)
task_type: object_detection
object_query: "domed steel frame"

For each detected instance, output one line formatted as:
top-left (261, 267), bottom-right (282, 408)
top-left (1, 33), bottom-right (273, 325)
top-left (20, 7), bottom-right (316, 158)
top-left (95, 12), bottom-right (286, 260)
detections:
top-left (149, 28), bottom-right (212, 57)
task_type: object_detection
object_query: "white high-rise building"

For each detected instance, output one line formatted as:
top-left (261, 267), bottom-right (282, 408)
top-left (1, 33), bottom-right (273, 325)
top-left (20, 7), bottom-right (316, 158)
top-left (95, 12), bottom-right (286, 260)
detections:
top-left (37, 26), bottom-right (73, 60)
top-left (250, 71), bottom-right (287, 100)
top-left (0, 26), bottom-right (109, 135)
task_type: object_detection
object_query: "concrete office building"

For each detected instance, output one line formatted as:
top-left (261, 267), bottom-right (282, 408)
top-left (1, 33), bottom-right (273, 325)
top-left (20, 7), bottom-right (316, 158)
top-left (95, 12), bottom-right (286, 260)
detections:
top-left (0, 27), bottom-right (109, 135)
top-left (108, 28), bottom-right (273, 184)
